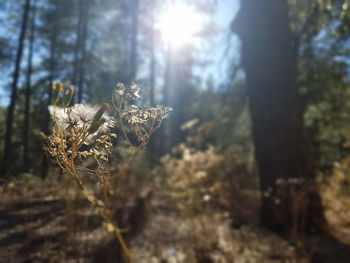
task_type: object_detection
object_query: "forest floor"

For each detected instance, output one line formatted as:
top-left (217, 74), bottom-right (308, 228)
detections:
top-left (1, 174), bottom-right (350, 263)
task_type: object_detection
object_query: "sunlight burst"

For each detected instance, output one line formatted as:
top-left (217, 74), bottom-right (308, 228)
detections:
top-left (156, 3), bottom-right (206, 48)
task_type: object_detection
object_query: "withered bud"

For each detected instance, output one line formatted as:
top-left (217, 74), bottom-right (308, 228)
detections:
top-left (115, 83), bottom-right (125, 96)
top-left (63, 85), bottom-right (74, 107)
top-left (88, 118), bottom-right (106, 134)
top-left (92, 103), bottom-right (109, 124)
top-left (52, 81), bottom-right (64, 105)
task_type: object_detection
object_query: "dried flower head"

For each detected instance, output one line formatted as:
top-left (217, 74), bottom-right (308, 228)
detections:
top-left (122, 105), bottom-right (173, 125)
top-left (49, 104), bottom-right (114, 143)
top-left (115, 83), bottom-right (141, 100)
top-left (112, 83), bottom-right (172, 146)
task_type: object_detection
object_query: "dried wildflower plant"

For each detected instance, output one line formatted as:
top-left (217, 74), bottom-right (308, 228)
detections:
top-left (42, 81), bottom-right (171, 263)
top-left (113, 82), bottom-right (172, 147)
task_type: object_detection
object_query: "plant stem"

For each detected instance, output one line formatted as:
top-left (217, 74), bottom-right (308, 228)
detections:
top-left (67, 159), bottom-right (132, 263)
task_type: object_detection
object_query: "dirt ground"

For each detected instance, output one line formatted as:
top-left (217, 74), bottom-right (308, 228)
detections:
top-left (1, 175), bottom-right (350, 263)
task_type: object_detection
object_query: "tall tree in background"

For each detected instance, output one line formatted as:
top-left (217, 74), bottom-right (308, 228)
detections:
top-left (71, 0), bottom-right (83, 90)
top-left (147, 0), bottom-right (157, 158)
top-left (169, 47), bottom-right (193, 147)
top-left (40, 0), bottom-right (60, 178)
top-left (2, 0), bottom-right (31, 176)
top-left (233, 0), bottom-right (326, 235)
top-left (160, 46), bottom-right (172, 154)
top-left (71, 0), bottom-right (91, 103)
top-left (22, 0), bottom-right (37, 172)
top-left (149, 0), bottom-right (156, 106)
top-left (77, 0), bottom-right (90, 103)
top-left (128, 0), bottom-right (139, 83)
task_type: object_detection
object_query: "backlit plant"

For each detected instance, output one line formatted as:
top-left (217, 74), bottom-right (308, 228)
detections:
top-left (42, 81), bottom-right (172, 263)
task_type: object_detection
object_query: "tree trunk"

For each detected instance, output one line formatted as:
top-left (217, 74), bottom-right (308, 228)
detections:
top-left (23, 0), bottom-right (37, 172)
top-left (148, 0), bottom-right (156, 158)
top-left (41, 9), bottom-right (58, 179)
top-left (72, 0), bottom-right (83, 103)
top-left (128, 0), bottom-right (139, 83)
top-left (159, 45), bottom-right (173, 154)
top-left (77, 0), bottom-right (90, 103)
top-left (170, 47), bottom-right (193, 147)
top-left (2, 0), bottom-right (31, 176)
top-left (232, 0), bottom-right (326, 236)
top-left (149, 0), bottom-right (155, 106)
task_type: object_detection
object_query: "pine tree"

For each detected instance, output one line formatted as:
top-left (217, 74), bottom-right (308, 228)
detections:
top-left (2, 0), bottom-right (31, 176)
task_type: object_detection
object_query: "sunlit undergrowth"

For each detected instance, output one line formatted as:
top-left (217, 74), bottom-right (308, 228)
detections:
top-left (162, 144), bottom-right (226, 214)
top-left (157, 119), bottom-right (259, 226)
top-left (41, 81), bottom-right (171, 262)
top-left (321, 157), bottom-right (350, 243)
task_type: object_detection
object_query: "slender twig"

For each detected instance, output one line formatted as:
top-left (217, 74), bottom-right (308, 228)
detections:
top-left (112, 93), bottom-right (133, 147)
top-left (67, 154), bottom-right (132, 263)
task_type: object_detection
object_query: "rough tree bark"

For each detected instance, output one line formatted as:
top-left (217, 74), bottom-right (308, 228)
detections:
top-left (232, 0), bottom-right (326, 236)
top-left (2, 0), bottom-right (31, 176)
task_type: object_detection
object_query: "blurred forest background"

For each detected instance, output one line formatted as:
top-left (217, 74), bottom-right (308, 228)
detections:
top-left (1, 0), bottom-right (350, 262)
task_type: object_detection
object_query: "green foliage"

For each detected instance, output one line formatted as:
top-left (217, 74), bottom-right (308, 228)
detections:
top-left (286, 0), bottom-right (350, 168)
top-left (304, 58), bottom-right (350, 167)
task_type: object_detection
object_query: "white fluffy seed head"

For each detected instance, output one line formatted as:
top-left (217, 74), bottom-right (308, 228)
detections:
top-left (49, 104), bottom-right (115, 143)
